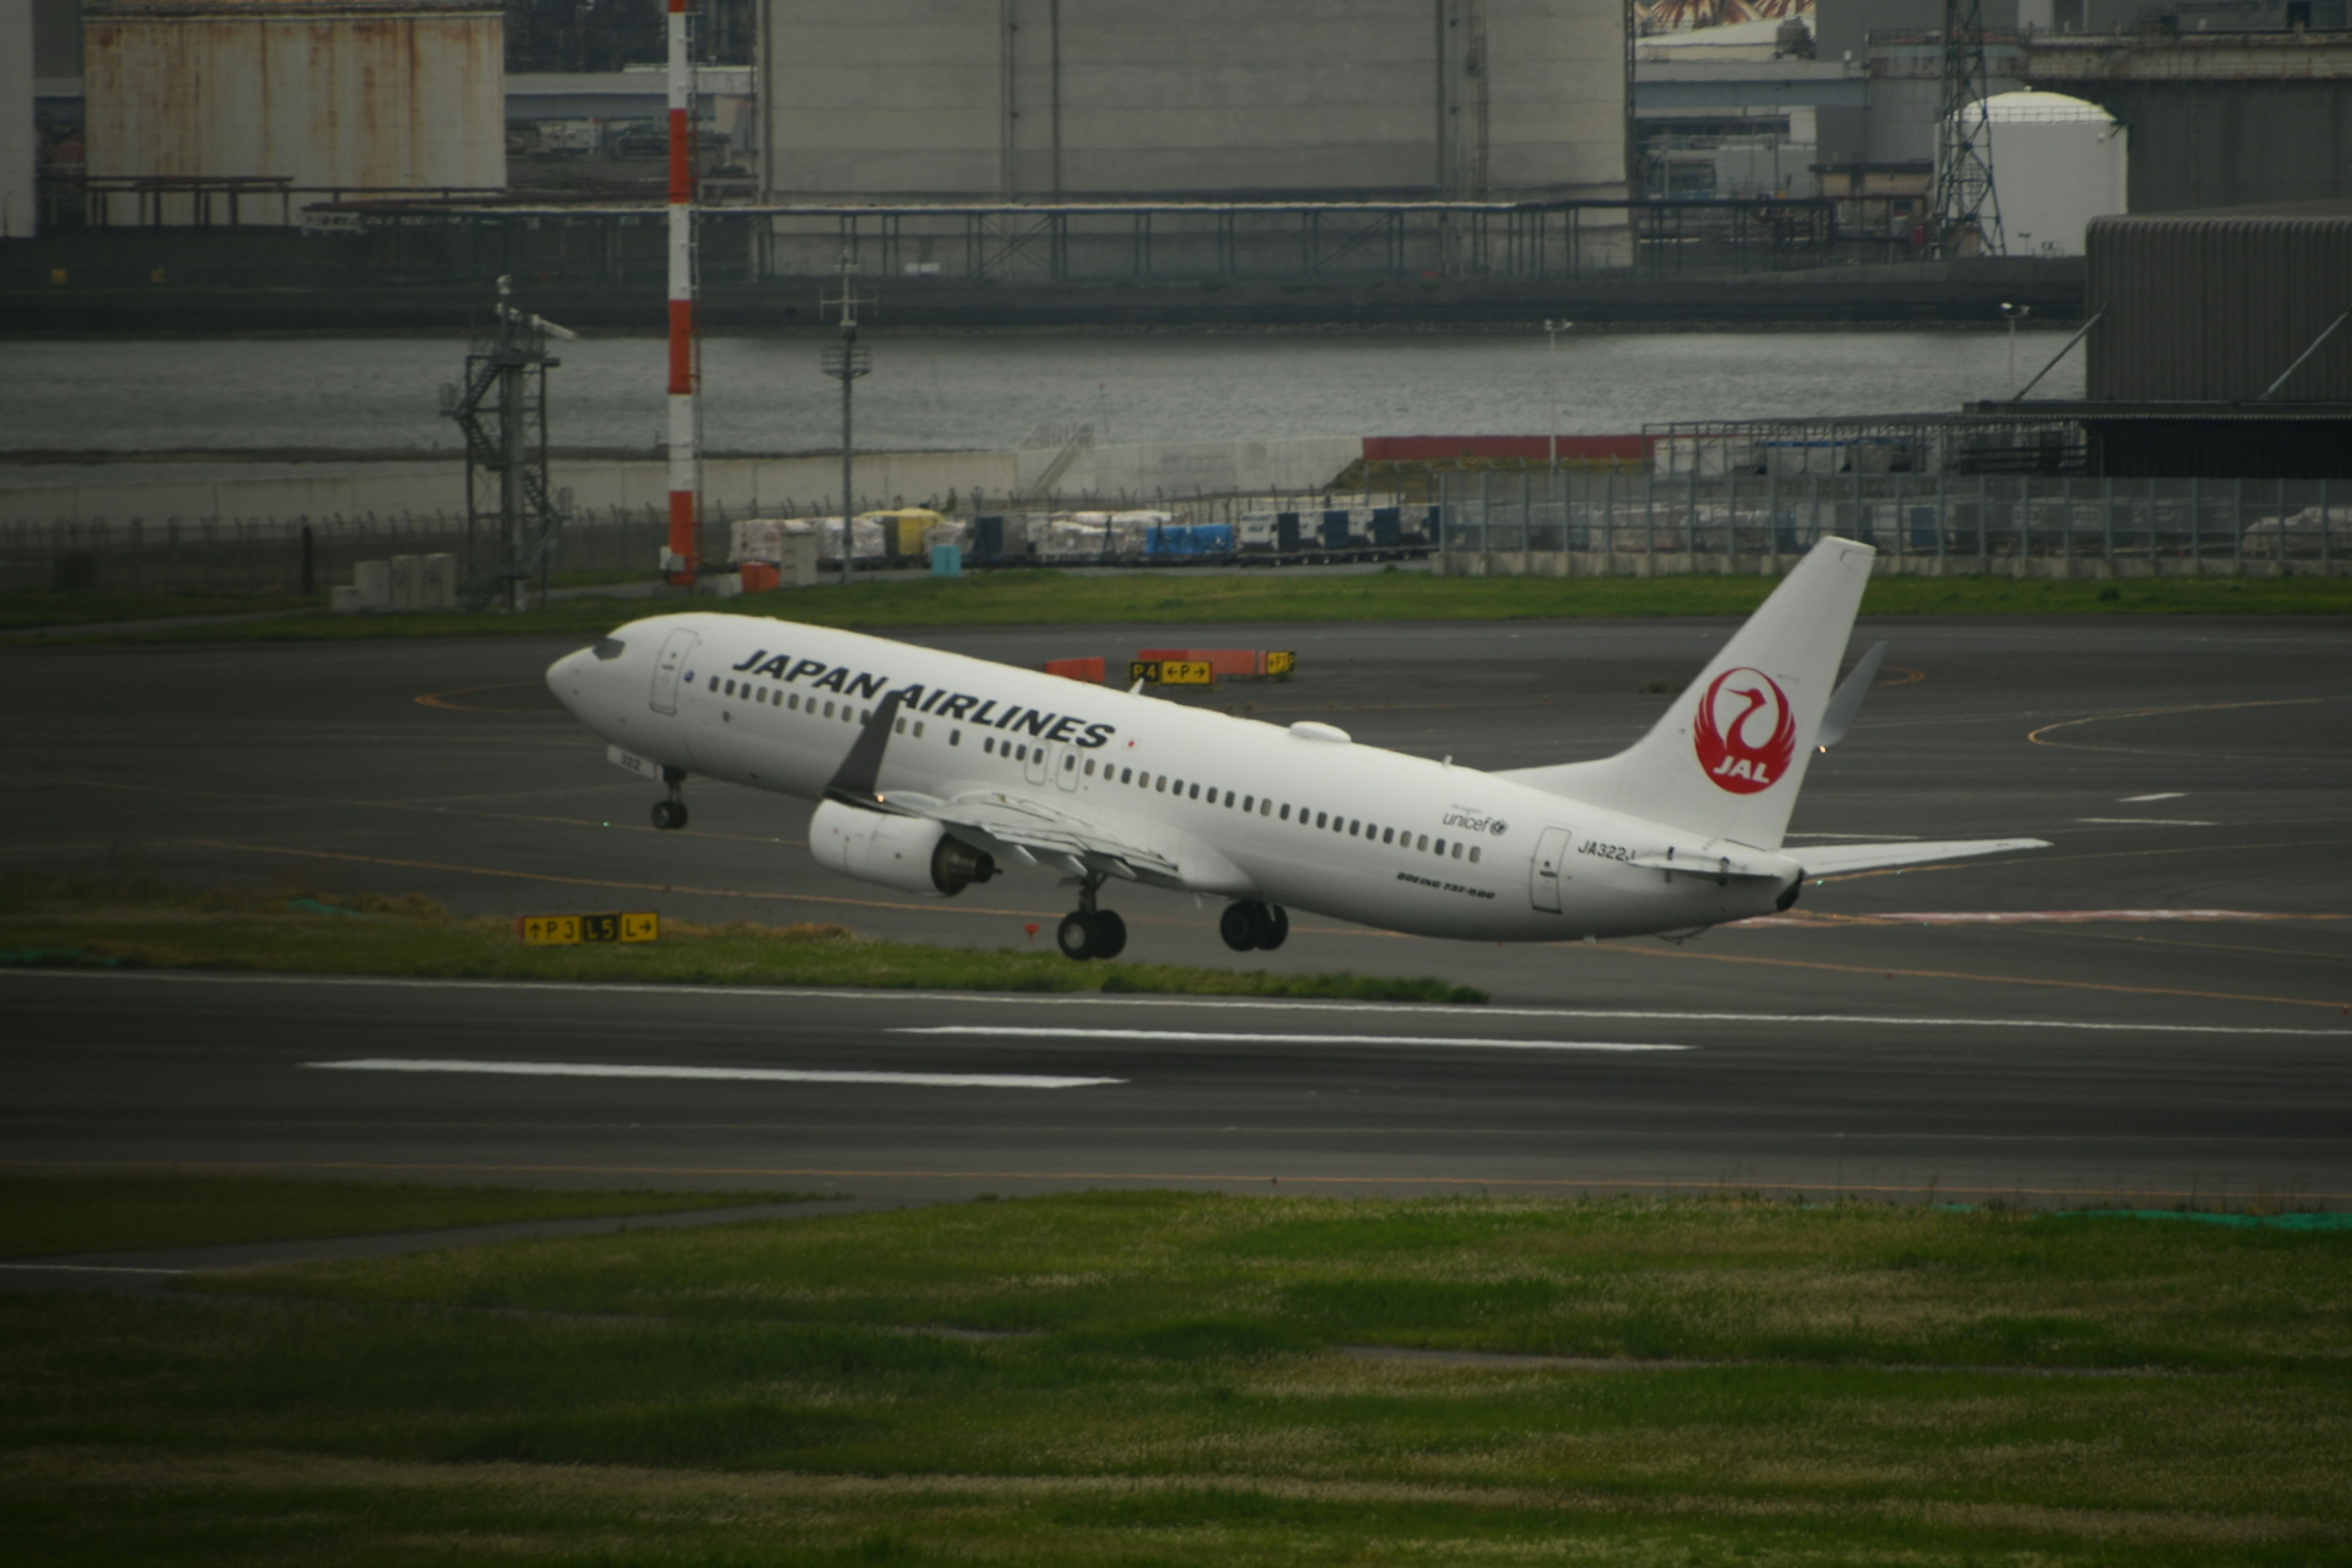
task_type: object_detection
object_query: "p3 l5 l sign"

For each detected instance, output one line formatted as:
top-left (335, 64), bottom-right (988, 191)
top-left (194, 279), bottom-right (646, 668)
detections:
top-left (1693, 668), bottom-right (1795, 794)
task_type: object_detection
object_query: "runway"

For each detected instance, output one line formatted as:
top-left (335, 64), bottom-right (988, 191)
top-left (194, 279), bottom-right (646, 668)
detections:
top-left (4, 614), bottom-right (2348, 1205)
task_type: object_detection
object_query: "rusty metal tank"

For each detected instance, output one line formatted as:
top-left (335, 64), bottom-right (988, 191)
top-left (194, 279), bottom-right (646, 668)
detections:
top-left (84, 0), bottom-right (505, 222)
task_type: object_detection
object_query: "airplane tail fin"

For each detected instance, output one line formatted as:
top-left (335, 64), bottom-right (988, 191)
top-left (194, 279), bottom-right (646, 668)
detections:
top-left (1496, 536), bottom-right (1876, 850)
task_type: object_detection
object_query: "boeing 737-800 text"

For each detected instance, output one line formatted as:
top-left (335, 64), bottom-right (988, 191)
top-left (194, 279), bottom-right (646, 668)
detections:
top-left (546, 537), bottom-right (2046, 960)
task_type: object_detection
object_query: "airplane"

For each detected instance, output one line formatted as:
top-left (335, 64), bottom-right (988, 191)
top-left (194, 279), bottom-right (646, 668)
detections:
top-left (545, 535), bottom-right (2048, 961)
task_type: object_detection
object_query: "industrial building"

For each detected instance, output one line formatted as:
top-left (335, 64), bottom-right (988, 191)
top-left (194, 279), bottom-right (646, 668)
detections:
top-left (751, 0), bottom-right (1630, 277)
top-left (80, 0), bottom-right (507, 225)
top-left (2026, 27), bottom-right (2352, 211)
top-left (2, 0), bottom-right (32, 235)
top-left (2087, 202), bottom-right (2352, 405)
top-left (760, 0), bottom-right (1626, 203)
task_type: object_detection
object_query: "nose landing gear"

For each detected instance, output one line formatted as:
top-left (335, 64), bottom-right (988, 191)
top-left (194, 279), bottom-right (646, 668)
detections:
top-left (1219, 900), bottom-right (1289, 952)
top-left (649, 769), bottom-right (690, 831)
top-left (1055, 872), bottom-right (1128, 961)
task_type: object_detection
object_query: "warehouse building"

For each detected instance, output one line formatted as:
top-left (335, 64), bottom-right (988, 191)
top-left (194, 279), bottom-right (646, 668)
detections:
top-left (81, 0), bottom-right (506, 225)
top-left (754, 0), bottom-right (1631, 277)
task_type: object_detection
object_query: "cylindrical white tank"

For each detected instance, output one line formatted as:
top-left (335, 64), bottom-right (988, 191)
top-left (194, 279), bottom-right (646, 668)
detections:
top-left (84, 0), bottom-right (506, 225)
top-left (1955, 88), bottom-right (2127, 258)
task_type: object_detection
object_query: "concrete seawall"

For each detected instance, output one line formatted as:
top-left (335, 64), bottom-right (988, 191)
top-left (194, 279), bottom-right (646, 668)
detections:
top-left (0, 437), bottom-right (1366, 527)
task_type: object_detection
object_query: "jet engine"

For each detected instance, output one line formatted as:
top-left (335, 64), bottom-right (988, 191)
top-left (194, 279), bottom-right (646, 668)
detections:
top-left (807, 801), bottom-right (997, 896)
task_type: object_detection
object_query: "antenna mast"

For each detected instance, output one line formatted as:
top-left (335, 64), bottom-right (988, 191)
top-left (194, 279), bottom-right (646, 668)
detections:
top-left (1933, 0), bottom-right (2005, 257)
top-left (662, 0), bottom-right (700, 586)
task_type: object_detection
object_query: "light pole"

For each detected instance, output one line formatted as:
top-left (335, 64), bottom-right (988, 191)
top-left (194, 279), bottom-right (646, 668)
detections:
top-left (1542, 318), bottom-right (1570, 471)
top-left (2000, 301), bottom-right (2030, 394)
top-left (821, 253), bottom-right (872, 587)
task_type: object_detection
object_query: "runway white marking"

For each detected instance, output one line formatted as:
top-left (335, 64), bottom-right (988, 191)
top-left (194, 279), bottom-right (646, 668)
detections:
top-left (11, 971), bottom-right (2346, 1037)
top-left (308, 1058), bottom-right (1123, 1090)
top-left (0, 1263), bottom-right (186, 1275)
top-left (2076, 817), bottom-right (2218, 826)
top-left (2122, 792), bottom-right (2188, 803)
top-left (895, 1028), bottom-right (1686, 1053)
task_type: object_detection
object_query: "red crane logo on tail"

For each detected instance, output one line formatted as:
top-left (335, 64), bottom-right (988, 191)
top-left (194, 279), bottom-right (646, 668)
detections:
top-left (1692, 667), bottom-right (1796, 794)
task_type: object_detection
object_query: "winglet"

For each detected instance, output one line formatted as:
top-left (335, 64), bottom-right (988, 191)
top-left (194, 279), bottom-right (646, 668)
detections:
top-left (1816, 639), bottom-right (1890, 752)
top-left (822, 690), bottom-right (905, 809)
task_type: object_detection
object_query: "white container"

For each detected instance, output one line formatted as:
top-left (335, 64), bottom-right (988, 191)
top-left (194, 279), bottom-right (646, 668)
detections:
top-left (330, 584), bottom-right (364, 614)
top-left (781, 532), bottom-right (819, 587)
top-left (388, 554), bottom-right (421, 611)
top-left (352, 559), bottom-right (391, 611)
top-left (420, 552), bottom-right (457, 609)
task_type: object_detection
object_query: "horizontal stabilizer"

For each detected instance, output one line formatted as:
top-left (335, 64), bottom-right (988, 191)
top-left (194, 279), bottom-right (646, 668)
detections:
top-left (1815, 640), bottom-right (1890, 752)
top-left (1795, 838), bottom-right (2052, 876)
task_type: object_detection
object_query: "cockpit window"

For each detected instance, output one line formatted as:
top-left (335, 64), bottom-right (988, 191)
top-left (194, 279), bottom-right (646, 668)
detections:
top-left (592, 637), bottom-right (627, 662)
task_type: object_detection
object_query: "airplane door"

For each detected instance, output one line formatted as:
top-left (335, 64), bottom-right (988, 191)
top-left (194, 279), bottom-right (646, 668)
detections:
top-left (1054, 746), bottom-right (1081, 793)
top-left (1023, 741), bottom-right (1052, 786)
top-left (1531, 826), bottom-right (1572, 913)
top-left (649, 628), bottom-right (698, 715)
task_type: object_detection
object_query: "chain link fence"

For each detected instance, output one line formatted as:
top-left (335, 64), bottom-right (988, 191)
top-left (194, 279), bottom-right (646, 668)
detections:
top-left (1434, 470), bottom-right (2346, 574)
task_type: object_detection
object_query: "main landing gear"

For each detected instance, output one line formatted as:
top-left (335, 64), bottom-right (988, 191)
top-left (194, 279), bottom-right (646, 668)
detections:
top-left (649, 771), bottom-right (689, 831)
top-left (1057, 873), bottom-right (1128, 961)
top-left (1219, 900), bottom-right (1289, 952)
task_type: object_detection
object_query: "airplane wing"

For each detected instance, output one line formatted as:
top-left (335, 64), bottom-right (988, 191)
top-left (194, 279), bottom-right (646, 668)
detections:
top-left (1791, 839), bottom-right (2052, 876)
top-left (822, 692), bottom-right (1240, 891)
top-left (891, 788), bottom-right (1190, 886)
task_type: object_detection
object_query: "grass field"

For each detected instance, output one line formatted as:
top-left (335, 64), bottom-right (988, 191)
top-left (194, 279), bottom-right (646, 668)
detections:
top-left (10, 566), bottom-right (2349, 643)
top-left (0, 589), bottom-right (315, 631)
top-left (7, 1180), bottom-right (2350, 1564)
top-left (0, 1171), bottom-right (785, 1259)
top-left (0, 872), bottom-right (1485, 1003)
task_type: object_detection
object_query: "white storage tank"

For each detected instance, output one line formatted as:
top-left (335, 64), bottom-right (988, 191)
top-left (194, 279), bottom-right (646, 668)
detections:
top-left (1951, 88), bottom-right (2127, 258)
top-left (83, 0), bottom-right (505, 225)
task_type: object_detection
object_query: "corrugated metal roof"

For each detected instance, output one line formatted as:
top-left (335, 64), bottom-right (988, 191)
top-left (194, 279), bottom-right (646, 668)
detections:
top-left (2087, 208), bottom-right (2352, 403)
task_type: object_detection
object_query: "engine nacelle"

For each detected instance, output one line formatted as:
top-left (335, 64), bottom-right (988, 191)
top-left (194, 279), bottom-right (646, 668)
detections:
top-left (807, 800), bottom-right (997, 897)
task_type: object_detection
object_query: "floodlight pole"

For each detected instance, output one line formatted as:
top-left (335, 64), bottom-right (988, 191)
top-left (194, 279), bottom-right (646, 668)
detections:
top-left (821, 252), bottom-right (873, 587)
top-left (1544, 319), bottom-right (1570, 472)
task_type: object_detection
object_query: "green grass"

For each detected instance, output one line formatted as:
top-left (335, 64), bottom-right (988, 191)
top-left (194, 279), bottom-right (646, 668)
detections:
top-left (10, 567), bottom-right (2348, 644)
top-left (0, 1171), bottom-right (792, 1260)
top-left (7, 1185), bottom-right (2351, 1564)
top-left (0, 872), bottom-right (1485, 1004)
top-left (0, 589), bottom-right (317, 631)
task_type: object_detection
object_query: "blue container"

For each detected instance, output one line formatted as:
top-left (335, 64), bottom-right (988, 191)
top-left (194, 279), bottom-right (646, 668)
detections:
top-left (931, 543), bottom-right (963, 578)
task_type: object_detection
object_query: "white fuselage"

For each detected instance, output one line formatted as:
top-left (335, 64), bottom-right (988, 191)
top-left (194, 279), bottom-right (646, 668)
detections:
top-left (549, 611), bottom-right (1798, 942)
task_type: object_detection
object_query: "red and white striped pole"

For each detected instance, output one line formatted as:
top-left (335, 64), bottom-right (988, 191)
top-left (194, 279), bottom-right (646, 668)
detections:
top-left (662, 0), bottom-right (699, 586)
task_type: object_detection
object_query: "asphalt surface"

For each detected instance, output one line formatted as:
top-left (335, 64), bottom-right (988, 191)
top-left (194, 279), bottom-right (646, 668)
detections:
top-left (4, 615), bottom-right (2348, 1211)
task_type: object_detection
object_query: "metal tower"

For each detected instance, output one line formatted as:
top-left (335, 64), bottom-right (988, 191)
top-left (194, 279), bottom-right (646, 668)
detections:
top-left (662, 0), bottom-right (702, 587)
top-left (1933, 0), bottom-right (2005, 257)
top-left (442, 276), bottom-right (576, 611)
top-left (820, 252), bottom-right (873, 587)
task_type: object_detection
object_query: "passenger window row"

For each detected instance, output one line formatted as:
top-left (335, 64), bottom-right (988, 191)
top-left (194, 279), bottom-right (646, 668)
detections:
top-left (705, 674), bottom-right (879, 728)
top-left (694, 672), bottom-right (1479, 865)
top-left (1090, 760), bottom-right (1482, 865)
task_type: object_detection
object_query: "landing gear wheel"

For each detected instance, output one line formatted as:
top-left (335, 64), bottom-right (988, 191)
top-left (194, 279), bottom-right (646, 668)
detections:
top-left (1090, 910), bottom-right (1127, 960)
top-left (1256, 904), bottom-right (1289, 951)
top-left (650, 799), bottom-right (688, 831)
top-left (1057, 911), bottom-right (1097, 961)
